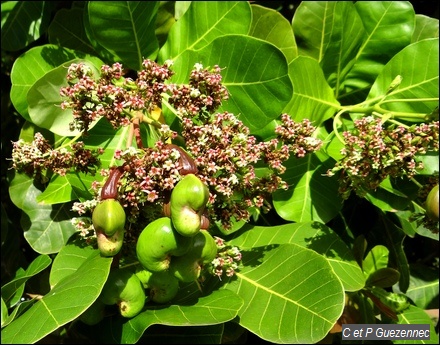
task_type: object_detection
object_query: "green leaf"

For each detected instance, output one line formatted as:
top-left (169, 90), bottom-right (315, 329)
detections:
top-left (396, 305), bottom-right (439, 344)
top-left (8, 173), bottom-right (78, 254)
top-left (1, 1), bottom-right (54, 51)
top-left (1, 255), bottom-right (52, 306)
top-left (303, 2), bottom-right (365, 95)
top-left (366, 267), bottom-right (400, 288)
top-left (249, 4), bottom-right (297, 63)
top-left (223, 244), bottom-right (344, 344)
top-left (363, 244), bottom-right (389, 276)
top-left (27, 58), bottom-right (103, 137)
top-left (1, 251), bottom-right (112, 344)
top-left (36, 173), bottom-right (95, 205)
top-left (364, 177), bottom-right (412, 212)
top-left (367, 38), bottom-right (439, 115)
top-left (47, 7), bottom-right (96, 55)
top-left (292, 1), bottom-right (337, 61)
top-left (171, 35), bottom-right (293, 133)
top-left (412, 15), bottom-right (439, 43)
top-left (283, 56), bottom-right (340, 126)
top-left (228, 222), bottom-right (365, 292)
top-left (342, 1), bottom-right (415, 101)
top-left (273, 152), bottom-right (343, 223)
top-left (87, 1), bottom-right (160, 70)
top-left (394, 263), bottom-right (439, 310)
top-left (158, 1), bottom-right (251, 62)
top-left (370, 216), bottom-right (410, 293)
top-left (10, 44), bottom-right (82, 121)
top-left (98, 289), bottom-right (243, 344)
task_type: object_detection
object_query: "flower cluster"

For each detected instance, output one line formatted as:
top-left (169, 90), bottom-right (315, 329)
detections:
top-left (209, 236), bottom-right (242, 279)
top-left (60, 60), bottom-right (175, 133)
top-left (327, 116), bottom-right (439, 199)
top-left (10, 132), bottom-right (103, 178)
top-left (166, 63), bottom-right (229, 118)
top-left (181, 111), bottom-right (321, 229)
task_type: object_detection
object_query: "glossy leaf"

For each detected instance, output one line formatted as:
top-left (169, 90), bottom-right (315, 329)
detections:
top-left (48, 7), bottom-right (96, 54)
top-left (1, 1), bottom-right (54, 51)
top-left (49, 239), bottom-right (99, 288)
top-left (394, 263), bottom-right (439, 310)
top-left (363, 244), bottom-right (389, 276)
top-left (367, 38), bottom-right (439, 114)
top-left (27, 58), bottom-right (102, 137)
top-left (366, 267), bottom-right (400, 288)
top-left (223, 243), bottom-right (344, 344)
top-left (411, 15), bottom-right (439, 43)
top-left (10, 44), bottom-right (86, 121)
top-left (292, 2), bottom-right (337, 60)
top-left (99, 289), bottom-right (243, 344)
top-left (158, 2), bottom-right (251, 62)
top-left (342, 1), bottom-right (415, 100)
top-left (8, 173), bottom-right (78, 254)
top-left (249, 4), bottom-right (297, 63)
top-left (1, 251), bottom-right (112, 344)
top-left (273, 151), bottom-right (343, 223)
top-left (170, 35), bottom-right (293, 133)
top-left (283, 56), bottom-right (340, 126)
top-left (230, 222), bottom-right (365, 292)
top-left (87, 1), bottom-right (160, 70)
top-left (397, 305), bottom-right (439, 344)
top-left (1, 255), bottom-right (51, 306)
top-left (370, 216), bottom-right (410, 293)
top-left (36, 173), bottom-right (95, 205)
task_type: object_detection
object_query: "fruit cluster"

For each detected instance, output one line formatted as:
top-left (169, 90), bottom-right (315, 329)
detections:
top-left (89, 162), bottom-right (219, 319)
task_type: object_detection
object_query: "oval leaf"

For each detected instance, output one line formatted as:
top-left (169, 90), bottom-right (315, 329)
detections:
top-left (87, 1), bottom-right (160, 70)
top-left (273, 152), bottom-right (343, 223)
top-left (1, 1), bottom-right (54, 51)
top-left (1, 251), bottom-right (112, 344)
top-left (367, 38), bottom-right (439, 114)
top-left (223, 243), bottom-right (344, 344)
top-left (283, 56), bottom-right (340, 126)
top-left (158, 1), bottom-right (251, 62)
top-left (27, 58), bottom-right (102, 137)
top-left (229, 222), bottom-right (365, 292)
top-left (8, 172), bottom-right (78, 254)
top-left (249, 4), bottom-right (297, 63)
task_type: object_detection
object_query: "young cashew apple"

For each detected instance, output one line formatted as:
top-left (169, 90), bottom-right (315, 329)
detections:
top-left (136, 217), bottom-right (193, 272)
top-left (135, 268), bottom-right (180, 304)
top-left (426, 184), bottom-right (439, 222)
top-left (170, 174), bottom-right (210, 237)
top-left (170, 229), bottom-right (218, 283)
top-left (93, 166), bottom-right (126, 256)
top-left (99, 268), bottom-right (146, 318)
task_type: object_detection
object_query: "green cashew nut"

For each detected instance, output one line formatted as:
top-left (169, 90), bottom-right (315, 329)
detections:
top-left (92, 199), bottom-right (126, 236)
top-left (96, 227), bottom-right (124, 257)
top-left (170, 174), bottom-right (209, 237)
top-left (170, 230), bottom-right (217, 283)
top-left (100, 268), bottom-right (146, 318)
top-left (136, 217), bottom-right (193, 272)
top-left (426, 184), bottom-right (439, 222)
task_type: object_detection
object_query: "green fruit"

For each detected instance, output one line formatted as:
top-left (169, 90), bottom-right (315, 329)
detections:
top-left (426, 184), bottom-right (439, 221)
top-left (136, 217), bottom-right (193, 272)
top-left (100, 268), bottom-right (146, 318)
top-left (148, 271), bottom-right (180, 304)
top-left (170, 174), bottom-right (209, 237)
top-left (79, 299), bottom-right (106, 325)
top-left (92, 199), bottom-right (126, 236)
top-left (135, 267), bottom-right (153, 289)
top-left (170, 230), bottom-right (217, 283)
top-left (96, 227), bottom-right (124, 257)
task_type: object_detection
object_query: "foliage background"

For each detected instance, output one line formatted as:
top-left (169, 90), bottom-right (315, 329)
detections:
top-left (1, 1), bottom-right (439, 344)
